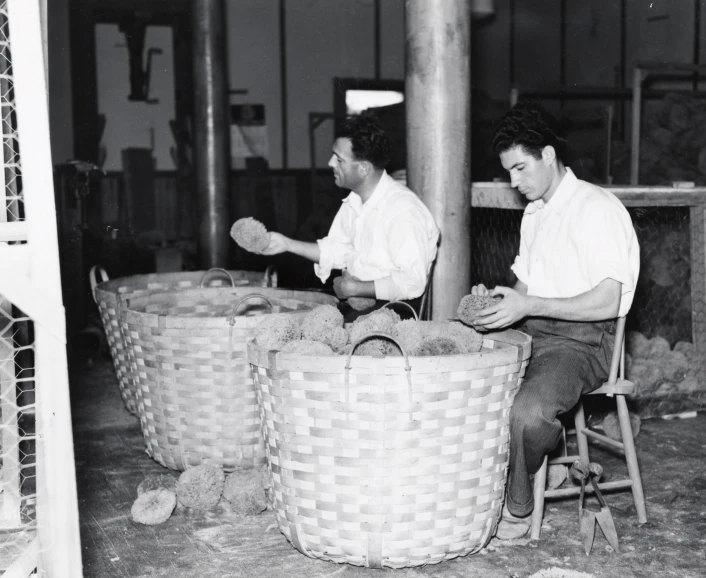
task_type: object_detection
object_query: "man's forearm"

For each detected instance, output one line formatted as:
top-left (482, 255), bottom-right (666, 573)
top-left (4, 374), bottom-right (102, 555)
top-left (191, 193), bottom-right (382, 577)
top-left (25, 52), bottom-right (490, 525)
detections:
top-left (285, 238), bottom-right (320, 263)
top-left (524, 278), bottom-right (621, 322)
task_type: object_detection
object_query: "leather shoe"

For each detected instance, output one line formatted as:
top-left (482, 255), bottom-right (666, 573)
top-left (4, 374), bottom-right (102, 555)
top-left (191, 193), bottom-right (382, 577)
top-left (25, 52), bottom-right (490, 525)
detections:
top-left (495, 504), bottom-right (531, 540)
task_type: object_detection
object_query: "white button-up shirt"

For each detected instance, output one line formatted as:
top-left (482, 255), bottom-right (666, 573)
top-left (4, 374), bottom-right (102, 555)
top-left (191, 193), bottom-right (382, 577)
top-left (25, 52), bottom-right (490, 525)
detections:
top-left (315, 171), bottom-right (439, 301)
top-left (511, 168), bottom-right (640, 317)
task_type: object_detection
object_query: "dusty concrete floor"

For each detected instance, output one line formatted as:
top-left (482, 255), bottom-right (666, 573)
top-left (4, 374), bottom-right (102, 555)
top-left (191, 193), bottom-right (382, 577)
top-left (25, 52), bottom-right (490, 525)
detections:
top-left (71, 359), bottom-right (706, 578)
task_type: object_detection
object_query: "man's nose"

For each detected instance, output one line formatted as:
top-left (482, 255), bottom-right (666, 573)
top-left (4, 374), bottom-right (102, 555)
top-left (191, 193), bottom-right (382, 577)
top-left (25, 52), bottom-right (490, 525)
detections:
top-left (327, 156), bottom-right (335, 168)
top-left (510, 172), bottom-right (520, 188)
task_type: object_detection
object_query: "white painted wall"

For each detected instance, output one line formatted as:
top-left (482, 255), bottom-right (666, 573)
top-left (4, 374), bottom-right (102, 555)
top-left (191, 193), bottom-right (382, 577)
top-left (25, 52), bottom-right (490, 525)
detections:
top-left (95, 24), bottom-right (175, 171)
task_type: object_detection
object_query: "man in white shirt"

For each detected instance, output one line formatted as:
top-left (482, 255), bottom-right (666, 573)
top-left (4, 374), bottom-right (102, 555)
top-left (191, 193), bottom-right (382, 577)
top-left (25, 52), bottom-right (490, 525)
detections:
top-left (258, 115), bottom-right (439, 319)
top-left (468, 101), bottom-right (640, 540)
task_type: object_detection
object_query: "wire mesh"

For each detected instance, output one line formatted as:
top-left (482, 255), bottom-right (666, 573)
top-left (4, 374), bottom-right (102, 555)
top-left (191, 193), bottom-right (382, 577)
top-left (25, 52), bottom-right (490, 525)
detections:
top-left (0, 4), bottom-right (22, 224)
top-left (0, 297), bottom-right (37, 574)
top-left (471, 204), bottom-right (703, 418)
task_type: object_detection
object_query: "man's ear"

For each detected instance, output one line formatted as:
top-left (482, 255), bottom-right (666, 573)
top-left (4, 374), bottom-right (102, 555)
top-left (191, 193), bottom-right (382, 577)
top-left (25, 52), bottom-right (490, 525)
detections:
top-left (541, 145), bottom-right (556, 166)
top-left (358, 160), bottom-right (373, 177)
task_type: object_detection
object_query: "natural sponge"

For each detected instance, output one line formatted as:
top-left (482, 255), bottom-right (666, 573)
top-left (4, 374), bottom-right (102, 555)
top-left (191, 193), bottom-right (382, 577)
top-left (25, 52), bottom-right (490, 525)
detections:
top-left (230, 217), bottom-right (270, 253)
top-left (353, 337), bottom-right (402, 358)
top-left (222, 468), bottom-right (269, 515)
top-left (392, 319), bottom-right (424, 354)
top-left (176, 465), bottom-right (225, 510)
top-left (131, 488), bottom-right (177, 525)
top-left (137, 474), bottom-right (178, 496)
top-left (457, 294), bottom-right (501, 326)
top-left (301, 305), bottom-right (348, 351)
top-left (280, 339), bottom-right (334, 356)
top-left (600, 410), bottom-right (641, 441)
top-left (414, 336), bottom-right (461, 356)
top-left (349, 310), bottom-right (399, 344)
top-left (426, 321), bottom-right (483, 354)
top-left (254, 313), bottom-right (301, 351)
top-left (348, 297), bottom-right (376, 311)
top-left (626, 358), bottom-right (663, 396)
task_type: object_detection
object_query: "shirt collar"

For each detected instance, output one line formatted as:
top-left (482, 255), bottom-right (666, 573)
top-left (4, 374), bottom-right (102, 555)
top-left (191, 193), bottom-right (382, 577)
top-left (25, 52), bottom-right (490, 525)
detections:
top-left (524, 167), bottom-right (577, 216)
top-left (341, 170), bottom-right (390, 214)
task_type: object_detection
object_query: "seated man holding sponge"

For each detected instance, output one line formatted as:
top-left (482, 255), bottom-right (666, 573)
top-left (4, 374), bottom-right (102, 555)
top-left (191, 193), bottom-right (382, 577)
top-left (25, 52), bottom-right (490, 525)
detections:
top-left (231, 115), bottom-right (439, 321)
top-left (460, 101), bottom-right (640, 540)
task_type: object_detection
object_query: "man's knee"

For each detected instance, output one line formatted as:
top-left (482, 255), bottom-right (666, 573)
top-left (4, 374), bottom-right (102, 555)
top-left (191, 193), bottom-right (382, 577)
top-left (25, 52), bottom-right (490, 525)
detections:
top-left (511, 404), bottom-right (546, 435)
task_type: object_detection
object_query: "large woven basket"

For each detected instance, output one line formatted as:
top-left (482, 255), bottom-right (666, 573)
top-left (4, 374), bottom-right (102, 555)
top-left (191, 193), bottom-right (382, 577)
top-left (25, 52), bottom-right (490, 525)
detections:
top-left (91, 266), bottom-right (274, 416)
top-left (120, 286), bottom-right (338, 472)
top-left (247, 327), bottom-right (532, 568)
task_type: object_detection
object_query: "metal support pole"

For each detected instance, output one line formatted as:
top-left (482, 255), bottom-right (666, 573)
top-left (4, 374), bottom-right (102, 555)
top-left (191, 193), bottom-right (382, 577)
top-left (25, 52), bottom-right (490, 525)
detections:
top-left (406, 0), bottom-right (471, 320)
top-left (192, 0), bottom-right (230, 268)
top-left (630, 67), bottom-right (643, 185)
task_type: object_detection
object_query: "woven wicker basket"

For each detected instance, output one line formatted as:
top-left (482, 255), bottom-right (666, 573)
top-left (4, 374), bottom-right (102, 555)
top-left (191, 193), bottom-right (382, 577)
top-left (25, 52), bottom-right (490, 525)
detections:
top-left (247, 327), bottom-right (532, 568)
top-left (120, 286), bottom-right (338, 472)
top-left (91, 267), bottom-right (274, 416)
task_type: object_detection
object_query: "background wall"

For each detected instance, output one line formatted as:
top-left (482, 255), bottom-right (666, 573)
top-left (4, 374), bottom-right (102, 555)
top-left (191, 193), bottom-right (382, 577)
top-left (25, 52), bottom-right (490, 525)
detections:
top-left (95, 24), bottom-right (176, 171)
top-left (48, 0), bottom-right (706, 171)
top-left (48, 0), bottom-right (73, 164)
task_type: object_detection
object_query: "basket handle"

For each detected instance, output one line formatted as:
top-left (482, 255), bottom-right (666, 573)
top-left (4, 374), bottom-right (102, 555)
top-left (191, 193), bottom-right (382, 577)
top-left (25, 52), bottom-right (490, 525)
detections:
top-left (228, 293), bottom-right (274, 325)
top-left (200, 267), bottom-right (235, 288)
top-left (344, 331), bottom-right (413, 403)
top-left (382, 300), bottom-right (419, 322)
top-left (262, 265), bottom-right (278, 288)
top-left (89, 265), bottom-right (109, 302)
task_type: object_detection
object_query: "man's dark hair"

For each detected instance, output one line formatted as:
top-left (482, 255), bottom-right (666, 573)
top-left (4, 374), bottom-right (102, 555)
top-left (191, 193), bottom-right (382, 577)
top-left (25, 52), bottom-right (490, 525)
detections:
top-left (336, 115), bottom-right (391, 170)
top-left (492, 100), bottom-right (567, 162)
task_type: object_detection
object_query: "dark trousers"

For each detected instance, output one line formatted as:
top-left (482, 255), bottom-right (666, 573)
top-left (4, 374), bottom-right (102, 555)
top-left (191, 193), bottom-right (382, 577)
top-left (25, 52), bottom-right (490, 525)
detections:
top-left (506, 318), bottom-right (616, 517)
top-left (338, 296), bottom-right (422, 323)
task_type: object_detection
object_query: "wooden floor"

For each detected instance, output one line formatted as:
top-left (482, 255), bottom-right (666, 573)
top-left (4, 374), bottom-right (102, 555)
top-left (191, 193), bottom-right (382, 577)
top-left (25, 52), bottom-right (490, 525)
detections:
top-left (71, 358), bottom-right (706, 578)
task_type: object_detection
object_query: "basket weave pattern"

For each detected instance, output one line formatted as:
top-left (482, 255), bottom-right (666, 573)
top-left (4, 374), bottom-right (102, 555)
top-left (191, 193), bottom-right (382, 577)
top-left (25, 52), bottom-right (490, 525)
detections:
top-left (247, 329), bottom-right (531, 568)
top-left (121, 287), bottom-right (338, 471)
top-left (94, 270), bottom-right (265, 415)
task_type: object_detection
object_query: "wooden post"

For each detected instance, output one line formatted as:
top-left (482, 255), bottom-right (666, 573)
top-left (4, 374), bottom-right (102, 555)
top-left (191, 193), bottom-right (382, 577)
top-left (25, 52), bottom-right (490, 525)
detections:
top-left (630, 67), bottom-right (643, 185)
top-left (405, 0), bottom-right (472, 320)
top-left (192, 0), bottom-right (230, 268)
top-left (690, 205), bottom-right (706, 390)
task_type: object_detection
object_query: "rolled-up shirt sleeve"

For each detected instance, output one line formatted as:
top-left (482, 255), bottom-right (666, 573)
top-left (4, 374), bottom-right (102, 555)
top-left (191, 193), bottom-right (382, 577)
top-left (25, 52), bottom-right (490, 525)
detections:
top-left (314, 203), bottom-right (355, 283)
top-left (581, 201), bottom-right (639, 314)
top-left (371, 210), bottom-right (438, 301)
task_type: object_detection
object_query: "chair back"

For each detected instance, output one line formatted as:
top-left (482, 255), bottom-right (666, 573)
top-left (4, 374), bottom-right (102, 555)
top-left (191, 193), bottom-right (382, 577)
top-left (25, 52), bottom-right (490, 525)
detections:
top-left (607, 316), bottom-right (627, 384)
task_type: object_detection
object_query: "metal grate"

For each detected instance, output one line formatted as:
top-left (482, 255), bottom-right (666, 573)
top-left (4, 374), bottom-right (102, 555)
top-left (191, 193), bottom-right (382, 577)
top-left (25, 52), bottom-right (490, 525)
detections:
top-left (0, 298), bottom-right (37, 573)
top-left (0, 4), bottom-right (22, 225)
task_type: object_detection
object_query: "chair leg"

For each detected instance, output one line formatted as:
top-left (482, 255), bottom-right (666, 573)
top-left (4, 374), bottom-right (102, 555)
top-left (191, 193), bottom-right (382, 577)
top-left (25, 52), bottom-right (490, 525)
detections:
top-left (574, 401), bottom-right (590, 465)
top-left (616, 394), bottom-right (647, 523)
top-left (530, 455), bottom-right (548, 540)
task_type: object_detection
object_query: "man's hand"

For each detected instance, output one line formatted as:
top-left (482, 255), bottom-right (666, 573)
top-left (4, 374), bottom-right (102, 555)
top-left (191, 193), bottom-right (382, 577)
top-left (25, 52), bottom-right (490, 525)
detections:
top-left (333, 269), bottom-right (360, 300)
top-left (471, 286), bottom-right (532, 330)
top-left (254, 232), bottom-right (289, 256)
top-left (471, 284), bottom-right (489, 296)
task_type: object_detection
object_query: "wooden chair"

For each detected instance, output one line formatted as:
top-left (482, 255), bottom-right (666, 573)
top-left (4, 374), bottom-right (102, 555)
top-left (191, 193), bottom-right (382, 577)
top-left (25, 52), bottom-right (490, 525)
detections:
top-left (530, 315), bottom-right (648, 540)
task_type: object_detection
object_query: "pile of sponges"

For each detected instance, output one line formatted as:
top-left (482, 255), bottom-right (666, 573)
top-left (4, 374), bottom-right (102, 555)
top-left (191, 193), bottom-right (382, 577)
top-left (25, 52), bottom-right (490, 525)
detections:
top-left (131, 465), bottom-right (271, 526)
top-left (625, 331), bottom-right (700, 396)
top-left (253, 304), bottom-right (484, 358)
